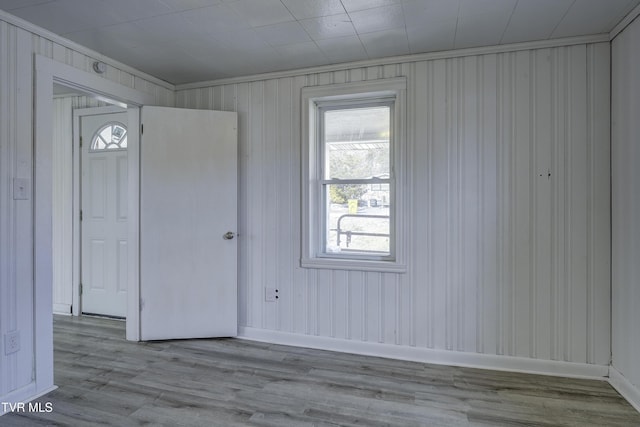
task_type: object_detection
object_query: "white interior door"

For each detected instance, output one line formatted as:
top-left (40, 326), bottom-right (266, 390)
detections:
top-left (139, 106), bottom-right (238, 340)
top-left (80, 111), bottom-right (128, 318)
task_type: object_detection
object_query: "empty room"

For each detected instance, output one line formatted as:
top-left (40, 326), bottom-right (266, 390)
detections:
top-left (1, 0), bottom-right (640, 425)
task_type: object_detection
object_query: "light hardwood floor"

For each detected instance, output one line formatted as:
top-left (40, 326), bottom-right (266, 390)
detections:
top-left (3, 315), bottom-right (640, 426)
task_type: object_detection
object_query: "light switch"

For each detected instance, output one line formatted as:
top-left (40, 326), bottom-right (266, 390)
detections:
top-left (13, 178), bottom-right (29, 200)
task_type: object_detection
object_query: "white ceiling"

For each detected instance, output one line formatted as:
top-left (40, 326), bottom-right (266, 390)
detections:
top-left (2, 0), bottom-right (639, 85)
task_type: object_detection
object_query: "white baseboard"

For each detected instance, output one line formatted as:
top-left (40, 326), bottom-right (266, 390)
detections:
top-left (52, 303), bottom-right (71, 315)
top-left (609, 366), bottom-right (640, 413)
top-left (238, 327), bottom-right (609, 380)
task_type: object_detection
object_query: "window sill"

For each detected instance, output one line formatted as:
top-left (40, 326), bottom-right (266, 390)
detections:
top-left (300, 257), bottom-right (407, 273)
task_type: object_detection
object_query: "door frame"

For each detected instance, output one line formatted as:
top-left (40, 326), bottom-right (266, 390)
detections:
top-left (34, 54), bottom-right (154, 396)
top-left (72, 106), bottom-right (129, 317)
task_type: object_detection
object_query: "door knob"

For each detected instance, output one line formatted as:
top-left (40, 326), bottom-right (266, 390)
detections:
top-left (223, 231), bottom-right (235, 240)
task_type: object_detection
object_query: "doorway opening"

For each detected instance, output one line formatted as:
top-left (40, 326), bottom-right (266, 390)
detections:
top-left (34, 54), bottom-right (151, 398)
top-left (35, 55), bottom-right (238, 400)
top-left (77, 107), bottom-right (128, 319)
top-left (52, 91), bottom-right (130, 320)
top-left (49, 89), bottom-right (139, 326)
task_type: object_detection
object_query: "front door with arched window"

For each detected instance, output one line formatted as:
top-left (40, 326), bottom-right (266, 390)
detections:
top-left (80, 111), bottom-right (128, 318)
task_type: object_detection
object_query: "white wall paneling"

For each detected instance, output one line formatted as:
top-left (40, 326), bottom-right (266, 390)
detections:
top-left (0, 18), bottom-right (34, 403)
top-left (176, 41), bottom-right (612, 374)
top-left (0, 15), bottom-right (174, 411)
top-left (611, 14), bottom-right (640, 411)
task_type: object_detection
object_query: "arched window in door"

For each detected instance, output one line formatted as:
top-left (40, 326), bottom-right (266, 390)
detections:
top-left (90, 122), bottom-right (127, 151)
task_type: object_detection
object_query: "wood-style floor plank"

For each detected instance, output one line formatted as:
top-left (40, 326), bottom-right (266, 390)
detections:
top-left (2, 315), bottom-right (640, 426)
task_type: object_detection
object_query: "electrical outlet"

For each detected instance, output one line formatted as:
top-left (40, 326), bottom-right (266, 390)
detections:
top-left (4, 331), bottom-right (20, 355)
top-left (265, 288), bottom-right (279, 302)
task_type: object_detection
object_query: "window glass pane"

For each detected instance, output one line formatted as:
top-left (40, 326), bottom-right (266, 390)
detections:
top-left (325, 183), bottom-right (390, 255)
top-left (91, 123), bottom-right (127, 151)
top-left (324, 106), bottom-right (389, 180)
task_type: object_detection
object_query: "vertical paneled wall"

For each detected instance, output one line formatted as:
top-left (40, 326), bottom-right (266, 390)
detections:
top-left (612, 15), bottom-right (640, 398)
top-left (176, 42), bottom-right (611, 367)
top-left (0, 18), bottom-right (33, 399)
top-left (0, 16), bottom-right (173, 402)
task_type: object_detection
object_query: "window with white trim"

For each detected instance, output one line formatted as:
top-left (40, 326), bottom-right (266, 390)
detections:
top-left (301, 78), bottom-right (407, 273)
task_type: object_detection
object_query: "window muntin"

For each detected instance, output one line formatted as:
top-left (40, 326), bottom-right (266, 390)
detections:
top-left (318, 101), bottom-right (394, 260)
top-left (90, 122), bottom-right (127, 151)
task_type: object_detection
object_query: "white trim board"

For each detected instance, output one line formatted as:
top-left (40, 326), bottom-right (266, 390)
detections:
top-left (52, 303), bottom-right (71, 315)
top-left (239, 327), bottom-right (609, 381)
top-left (0, 6), bottom-right (613, 92)
top-left (609, 366), bottom-right (640, 413)
top-left (610, 3), bottom-right (640, 40)
top-left (176, 34), bottom-right (609, 90)
top-left (0, 10), bottom-right (173, 91)
top-left (40, 58), bottom-right (152, 107)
